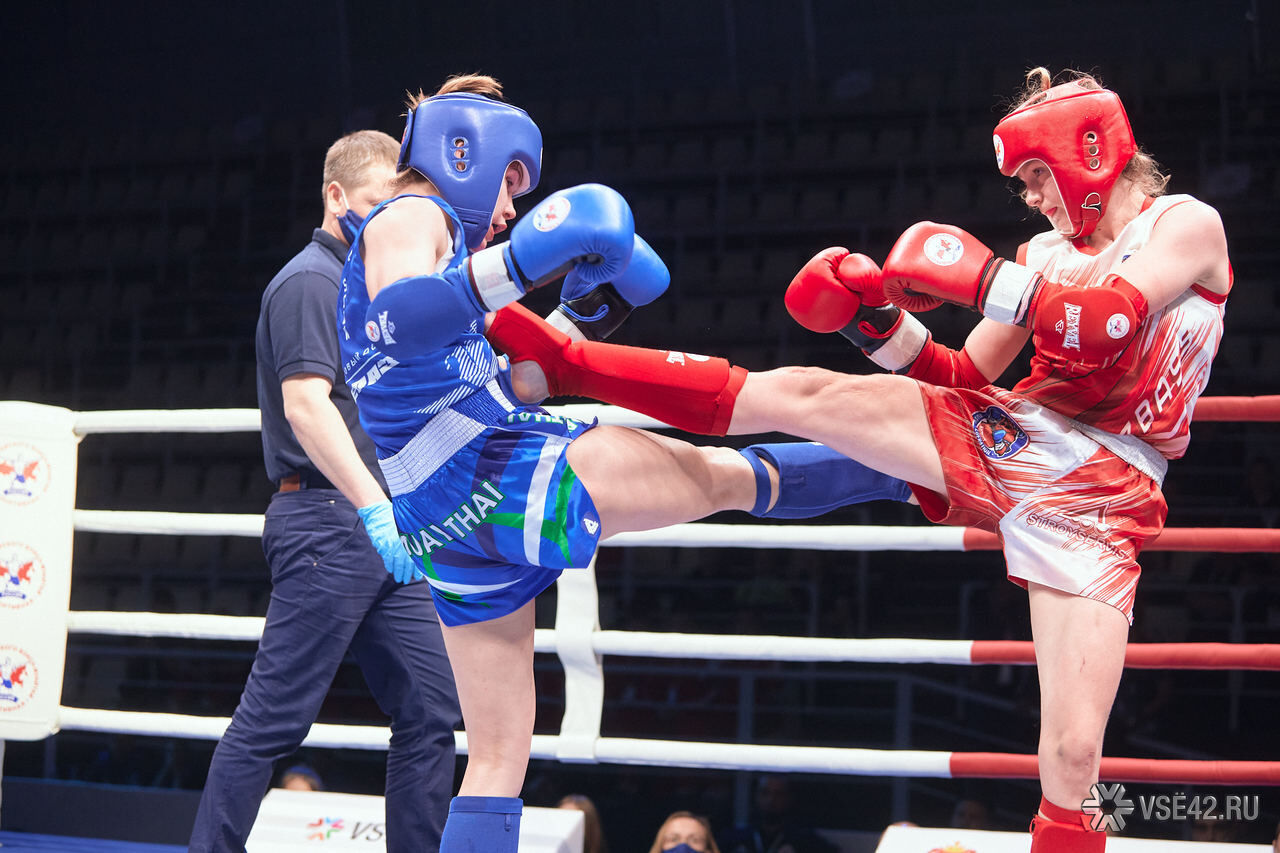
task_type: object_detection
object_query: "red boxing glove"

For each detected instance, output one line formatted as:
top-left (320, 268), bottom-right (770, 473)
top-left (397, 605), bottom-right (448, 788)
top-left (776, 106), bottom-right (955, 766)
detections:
top-left (882, 221), bottom-right (1002, 312)
top-left (836, 251), bottom-right (889, 305)
top-left (787, 247), bottom-right (936, 371)
top-left (785, 248), bottom-right (893, 332)
top-left (833, 252), bottom-right (913, 350)
top-left (785, 247), bottom-right (862, 333)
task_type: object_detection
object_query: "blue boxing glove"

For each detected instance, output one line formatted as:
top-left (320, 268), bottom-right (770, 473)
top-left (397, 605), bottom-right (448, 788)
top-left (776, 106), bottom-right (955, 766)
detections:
top-left (356, 500), bottom-right (419, 584)
top-left (547, 234), bottom-right (669, 341)
top-left (366, 184), bottom-right (634, 357)
top-left (464, 183), bottom-right (635, 312)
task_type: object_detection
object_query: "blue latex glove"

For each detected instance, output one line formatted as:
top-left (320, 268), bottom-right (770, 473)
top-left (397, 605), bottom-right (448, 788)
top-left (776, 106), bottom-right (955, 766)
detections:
top-left (356, 500), bottom-right (419, 584)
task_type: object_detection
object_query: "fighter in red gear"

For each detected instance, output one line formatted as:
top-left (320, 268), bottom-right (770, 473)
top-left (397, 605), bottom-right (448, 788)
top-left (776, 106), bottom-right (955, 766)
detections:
top-left (502, 68), bottom-right (1230, 853)
top-left (772, 70), bottom-right (1229, 853)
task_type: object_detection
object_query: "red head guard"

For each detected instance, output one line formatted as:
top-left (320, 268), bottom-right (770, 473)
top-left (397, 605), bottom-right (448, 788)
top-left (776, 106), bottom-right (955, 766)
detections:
top-left (993, 84), bottom-right (1137, 239)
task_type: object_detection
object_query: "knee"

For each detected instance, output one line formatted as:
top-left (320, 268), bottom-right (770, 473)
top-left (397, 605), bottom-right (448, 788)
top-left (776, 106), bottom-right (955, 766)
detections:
top-left (507, 360), bottom-right (549, 404)
top-left (762, 366), bottom-right (875, 409)
top-left (788, 369), bottom-right (904, 430)
top-left (1041, 727), bottom-right (1102, 780)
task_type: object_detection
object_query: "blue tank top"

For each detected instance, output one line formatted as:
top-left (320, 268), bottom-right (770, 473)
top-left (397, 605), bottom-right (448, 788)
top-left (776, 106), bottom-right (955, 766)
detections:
top-left (337, 195), bottom-right (499, 454)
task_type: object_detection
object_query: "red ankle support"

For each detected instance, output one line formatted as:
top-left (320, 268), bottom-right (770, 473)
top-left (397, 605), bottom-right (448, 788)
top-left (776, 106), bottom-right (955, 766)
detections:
top-left (1030, 797), bottom-right (1106, 852)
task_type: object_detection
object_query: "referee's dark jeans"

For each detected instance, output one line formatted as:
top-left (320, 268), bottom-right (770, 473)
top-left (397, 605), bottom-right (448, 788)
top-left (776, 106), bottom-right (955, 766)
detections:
top-left (188, 489), bottom-right (459, 853)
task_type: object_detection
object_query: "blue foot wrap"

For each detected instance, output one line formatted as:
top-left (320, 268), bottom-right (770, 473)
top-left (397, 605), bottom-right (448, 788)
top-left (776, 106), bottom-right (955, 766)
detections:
top-left (740, 442), bottom-right (911, 518)
top-left (439, 795), bottom-right (523, 853)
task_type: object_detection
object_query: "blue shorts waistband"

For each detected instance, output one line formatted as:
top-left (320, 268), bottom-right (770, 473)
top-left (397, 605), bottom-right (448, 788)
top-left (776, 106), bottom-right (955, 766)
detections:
top-left (378, 379), bottom-right (519, 497)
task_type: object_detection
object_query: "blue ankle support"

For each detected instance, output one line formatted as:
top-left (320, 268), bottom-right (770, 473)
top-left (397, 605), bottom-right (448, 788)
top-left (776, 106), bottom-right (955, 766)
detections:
top-left (439, 795), bottom-right (523, 853)
top-left (740, 442), bottom-right (912, 518)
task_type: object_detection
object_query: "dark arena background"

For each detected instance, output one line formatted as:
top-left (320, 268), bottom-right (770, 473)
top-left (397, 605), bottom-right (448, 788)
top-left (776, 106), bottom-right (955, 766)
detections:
top-left (3, 1), bottom-right (1279, 850)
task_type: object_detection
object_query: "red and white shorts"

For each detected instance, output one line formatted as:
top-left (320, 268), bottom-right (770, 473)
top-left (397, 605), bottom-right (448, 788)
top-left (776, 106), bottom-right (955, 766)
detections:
top-left (911, 385), bottom-right (1168, 622)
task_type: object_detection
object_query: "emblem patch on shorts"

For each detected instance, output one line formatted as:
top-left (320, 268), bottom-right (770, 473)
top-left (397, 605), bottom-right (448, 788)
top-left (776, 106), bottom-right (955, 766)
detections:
top-left (971, 406), bottom-right (1029, 460)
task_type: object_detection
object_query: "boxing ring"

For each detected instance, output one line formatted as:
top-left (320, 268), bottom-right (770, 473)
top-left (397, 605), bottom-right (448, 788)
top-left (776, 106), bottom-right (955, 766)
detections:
top-left (2, 396), bottom-right (1279, 845)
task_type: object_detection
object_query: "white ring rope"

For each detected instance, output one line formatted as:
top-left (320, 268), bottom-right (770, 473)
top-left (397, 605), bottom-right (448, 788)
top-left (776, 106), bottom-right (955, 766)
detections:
top-left (74, 509), bottom-right (965, 550)
top-left (64, 612), bottom-right (974, 664)
top-left (54, 705), bottom-right (949, 776)
top-left (44, 403), bottom-right (1280, 786)
top-left (71, 404), bottom-right (664, 435)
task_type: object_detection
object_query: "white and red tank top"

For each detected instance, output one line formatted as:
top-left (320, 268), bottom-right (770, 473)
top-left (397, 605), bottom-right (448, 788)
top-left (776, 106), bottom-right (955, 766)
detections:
top-left (1011, 194), bottom-right (1229, 460)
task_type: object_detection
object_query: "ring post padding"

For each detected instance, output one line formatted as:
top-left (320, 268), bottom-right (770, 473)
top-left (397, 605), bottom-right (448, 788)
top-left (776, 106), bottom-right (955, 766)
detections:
top-left (0, 403), bottom-right (78, 742)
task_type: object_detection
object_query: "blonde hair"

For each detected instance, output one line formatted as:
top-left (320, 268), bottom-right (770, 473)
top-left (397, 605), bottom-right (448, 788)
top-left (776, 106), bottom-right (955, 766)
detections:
top-left (391, 73), bottom-right (508, 193)
top-left (1006, 66), bottom-right (1169, 201)
top-left (557, 794), bottom-right (609, 853)
top-left (320, 130), bottom-right (400, 204)
top-left (647, 811), bottom-right (721, 853)
top-left (404, 72), bottom-right (505, 113)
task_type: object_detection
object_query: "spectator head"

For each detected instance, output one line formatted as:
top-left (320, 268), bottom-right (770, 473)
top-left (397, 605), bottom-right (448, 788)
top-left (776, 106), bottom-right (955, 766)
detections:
top-left (754, 774), bottom-right (794, 823)
top-left (648, 810), bottom-right (720, 853)
top-left (557, 793), bottom-right (609, 853)
top-left (950, 797), bottom-right (992, 830)
top-left (279, 763), bottom-right (323, 791)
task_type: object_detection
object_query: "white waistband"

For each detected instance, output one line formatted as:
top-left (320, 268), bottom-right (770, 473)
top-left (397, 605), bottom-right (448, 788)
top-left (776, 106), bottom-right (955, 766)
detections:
top-left (1070, 419), bottom-right (1169, 486)
top-left (379, 379), bottom-right (516, 497)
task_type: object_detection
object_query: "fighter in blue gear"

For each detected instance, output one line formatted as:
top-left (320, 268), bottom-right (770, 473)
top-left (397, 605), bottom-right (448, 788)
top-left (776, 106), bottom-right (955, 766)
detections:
top-left (338, 73), bottom-right (910, 853)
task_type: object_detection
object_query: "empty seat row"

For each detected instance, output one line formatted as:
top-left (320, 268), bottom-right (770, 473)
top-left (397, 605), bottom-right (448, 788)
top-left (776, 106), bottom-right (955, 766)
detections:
top-left (12, 169), bottom-right (252, 224)
top-left (623, 178), bottom-right (1021, 238)
top-left (69, 575), bottom-right (268, 617)
top-left (0, 115), bottom-right (328, 177)
top-left (546, 122), bottom-right (1001, 185)
top-left (76, 532), bottom-right (269, 581)
top-left (8, 222), bottom-right (209, 275)
top-left (77, 457), bottom-right (270, 510)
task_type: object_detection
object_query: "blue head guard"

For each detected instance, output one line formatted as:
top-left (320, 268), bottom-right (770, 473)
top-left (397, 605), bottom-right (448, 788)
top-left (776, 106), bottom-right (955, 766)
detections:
top-left (398, 92), bottom-right (543, 250)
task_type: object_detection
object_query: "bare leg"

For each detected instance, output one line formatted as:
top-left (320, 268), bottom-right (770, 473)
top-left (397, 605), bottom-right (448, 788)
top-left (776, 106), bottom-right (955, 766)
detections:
top-left (1028, 583), bottom-right (1130, 809)
top-left (567, 426), bottom-right (762, 538)
top-left (439, 600), bottom-right (537, 797)
top-left (730, 367), bottom-right (946, 492)
top-left (568, 367), bottom-right (941, 537)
